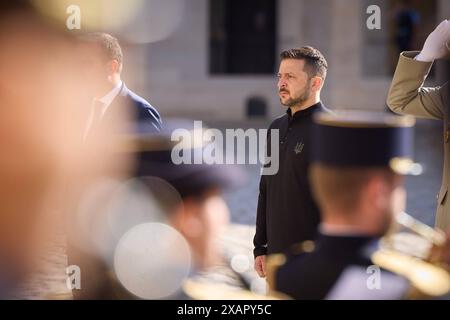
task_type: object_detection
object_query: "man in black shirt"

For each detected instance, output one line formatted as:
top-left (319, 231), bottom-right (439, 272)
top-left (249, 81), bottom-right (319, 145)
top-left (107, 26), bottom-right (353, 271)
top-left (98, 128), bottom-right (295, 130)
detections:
top-left (253, 46), bottom-right (330, 277)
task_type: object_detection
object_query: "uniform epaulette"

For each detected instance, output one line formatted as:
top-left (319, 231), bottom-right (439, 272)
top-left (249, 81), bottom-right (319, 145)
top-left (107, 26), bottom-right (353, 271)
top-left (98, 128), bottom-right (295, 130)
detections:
top-left (288, 240), bottom-right (315, 256)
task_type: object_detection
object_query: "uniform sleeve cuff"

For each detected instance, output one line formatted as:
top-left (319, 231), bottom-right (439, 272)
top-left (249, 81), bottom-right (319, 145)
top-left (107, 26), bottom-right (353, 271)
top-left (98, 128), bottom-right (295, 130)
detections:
top-left (398, 51), bottom-right (433, 76)
top-left (254, 246), bottom-right (268, 258)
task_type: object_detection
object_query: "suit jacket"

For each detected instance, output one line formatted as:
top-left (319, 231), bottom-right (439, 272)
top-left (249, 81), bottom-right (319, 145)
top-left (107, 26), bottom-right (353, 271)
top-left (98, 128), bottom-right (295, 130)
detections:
top-left (387, 51), bottom-right (450, 230)
top-left (104, 83), bottom-right (162, 133)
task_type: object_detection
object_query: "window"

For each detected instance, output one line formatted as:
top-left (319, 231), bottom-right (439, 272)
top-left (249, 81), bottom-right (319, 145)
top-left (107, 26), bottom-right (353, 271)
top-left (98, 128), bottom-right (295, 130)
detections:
top-left (209, 0), bottom-right (277, 75)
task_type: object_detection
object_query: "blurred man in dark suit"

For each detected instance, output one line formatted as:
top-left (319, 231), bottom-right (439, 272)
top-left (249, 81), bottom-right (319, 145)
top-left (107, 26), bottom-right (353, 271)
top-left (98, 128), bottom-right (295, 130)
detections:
top-left (0, 3), bottom-right (129, 298)
top-left (68, 121), bottom-right (254, 299)
top-left (68, 33), bottom-right (163, 299)
top-left (79, 33), bottom-right (161, 140)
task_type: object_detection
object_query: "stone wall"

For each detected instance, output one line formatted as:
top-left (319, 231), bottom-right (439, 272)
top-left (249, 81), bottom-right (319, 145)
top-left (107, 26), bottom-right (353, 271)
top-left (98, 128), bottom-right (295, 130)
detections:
top-left (122, 0), bottom-right (443, 121)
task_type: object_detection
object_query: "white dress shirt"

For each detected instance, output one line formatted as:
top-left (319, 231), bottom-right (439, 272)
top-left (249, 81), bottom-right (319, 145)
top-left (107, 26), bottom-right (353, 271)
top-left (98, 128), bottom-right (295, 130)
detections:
top-left (97, 80), bottom-right (123, 118)
top-left (83, 81), bottom-right (123, 141)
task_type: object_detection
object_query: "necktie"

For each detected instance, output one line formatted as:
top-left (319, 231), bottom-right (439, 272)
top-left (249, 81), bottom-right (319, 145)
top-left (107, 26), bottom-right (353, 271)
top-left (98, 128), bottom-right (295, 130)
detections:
top-left (83, 99), bottom-right (105, 141)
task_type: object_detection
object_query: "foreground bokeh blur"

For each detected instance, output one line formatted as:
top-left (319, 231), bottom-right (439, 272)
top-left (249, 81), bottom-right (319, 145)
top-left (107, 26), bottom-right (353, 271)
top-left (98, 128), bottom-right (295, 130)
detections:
top-left (0, 3), bottom-right (132, 296)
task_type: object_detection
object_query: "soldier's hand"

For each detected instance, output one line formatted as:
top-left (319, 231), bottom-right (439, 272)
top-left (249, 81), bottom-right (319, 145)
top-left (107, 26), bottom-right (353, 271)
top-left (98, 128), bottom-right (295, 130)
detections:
top-left (254, 255), bottom-right (267, 278)
top-left (416, 20), bottom-right (450, 62)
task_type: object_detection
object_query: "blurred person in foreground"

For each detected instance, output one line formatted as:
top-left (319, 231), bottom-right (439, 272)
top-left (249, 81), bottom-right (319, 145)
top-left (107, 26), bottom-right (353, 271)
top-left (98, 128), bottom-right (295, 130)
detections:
top-left (0, 3), bottom-right (127, 297)
top-left (70, 122), bottom-right (278, 299)
top-left (387, 20), bottom-right (450, 230)
top-left (131, 124), bottom-right (245, 299)
top-left (268, 111), bottom-right (450, 300)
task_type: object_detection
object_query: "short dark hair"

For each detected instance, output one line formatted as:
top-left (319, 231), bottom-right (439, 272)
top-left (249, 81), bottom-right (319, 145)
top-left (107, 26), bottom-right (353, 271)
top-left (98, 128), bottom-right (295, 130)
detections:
top-left (310, 165), bottom-right (396, 213)
top-left (80, 33), bottom-right (123, 73)
top-left (280, 46), bottom-right (328, 80)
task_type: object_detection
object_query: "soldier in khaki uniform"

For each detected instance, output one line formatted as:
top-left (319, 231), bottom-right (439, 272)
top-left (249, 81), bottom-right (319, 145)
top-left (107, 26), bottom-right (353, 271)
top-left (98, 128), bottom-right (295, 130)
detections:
top-left (387, 20), bottom-right (450, 230)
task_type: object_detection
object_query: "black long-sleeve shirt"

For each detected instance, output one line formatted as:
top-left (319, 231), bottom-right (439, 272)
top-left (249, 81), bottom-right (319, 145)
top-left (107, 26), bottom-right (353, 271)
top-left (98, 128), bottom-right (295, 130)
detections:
top-left (253, 102), bottom-right (330, 257)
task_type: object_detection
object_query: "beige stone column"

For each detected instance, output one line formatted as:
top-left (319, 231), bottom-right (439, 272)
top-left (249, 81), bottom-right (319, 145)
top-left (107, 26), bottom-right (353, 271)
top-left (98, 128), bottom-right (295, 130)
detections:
top-left (329, 0), bottom-right (391, 111)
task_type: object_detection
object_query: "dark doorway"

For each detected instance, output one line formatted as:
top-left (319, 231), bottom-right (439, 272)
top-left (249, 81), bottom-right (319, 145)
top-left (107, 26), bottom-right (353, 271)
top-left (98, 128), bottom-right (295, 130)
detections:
top-left (210, 0), bottom-right (277, 75)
